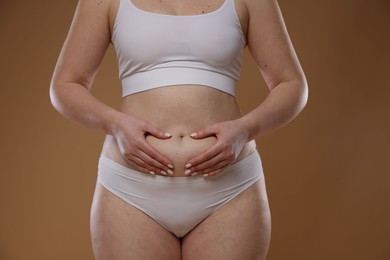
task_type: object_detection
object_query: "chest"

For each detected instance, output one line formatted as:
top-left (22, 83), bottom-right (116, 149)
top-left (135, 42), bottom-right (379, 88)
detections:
top-left (131, 0), bottom-right (226, 16)
top-left (109, 0), bottom-right (248, 39)
top-left (111, 0), bottom-right (246, 66)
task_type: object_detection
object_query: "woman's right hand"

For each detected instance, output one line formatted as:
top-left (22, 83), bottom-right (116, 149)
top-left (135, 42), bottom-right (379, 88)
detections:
top-left (110, 113), bottom-right (174, 176)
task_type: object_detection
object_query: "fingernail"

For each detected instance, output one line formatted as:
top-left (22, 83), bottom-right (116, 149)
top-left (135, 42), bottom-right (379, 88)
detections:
top-left (149, 171), bottom-right (156, 175)
top-left (160, 170), bottom-right (167, 176)
top-left (164, 132), bottom-right (172, 137)
top-left (167, 164), bottom-right (174, 169)
top-left (167, 169), bottom-right (174, 176)
top-left (190, 132), bottom-right (197, 137)
top-left (191, 172), bottom-right (198, 176)
top-left (185, 163), bottom-right (192, 168)
top-left (185, 169), bottom-right (191, 175)
top-left (203, 174), bottom-right (209, 177)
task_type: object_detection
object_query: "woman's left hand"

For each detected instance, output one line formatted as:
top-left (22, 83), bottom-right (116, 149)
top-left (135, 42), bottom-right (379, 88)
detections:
top-left (185, 119), bottom-right (250, 177)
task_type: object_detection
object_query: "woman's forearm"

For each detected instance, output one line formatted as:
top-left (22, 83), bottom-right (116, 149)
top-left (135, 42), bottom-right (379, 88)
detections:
top-left (49, 82), bottom-right (121, 135)
top-left (239, 80), bottom-right (308, 141)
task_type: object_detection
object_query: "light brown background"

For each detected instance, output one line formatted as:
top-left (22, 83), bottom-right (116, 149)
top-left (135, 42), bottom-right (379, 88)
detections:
top-left (1, 0), bottom-right (389, 259)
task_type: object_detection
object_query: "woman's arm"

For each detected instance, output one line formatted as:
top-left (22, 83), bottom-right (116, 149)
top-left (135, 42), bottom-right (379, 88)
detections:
top-left (50, 0), bottom-right (114, 132)
top-left (50, 0), bottom-right (173, 174)
top-left (239, 0), bottom-right (308, 139)
top-left (186, 0), bottom-right (308, 176)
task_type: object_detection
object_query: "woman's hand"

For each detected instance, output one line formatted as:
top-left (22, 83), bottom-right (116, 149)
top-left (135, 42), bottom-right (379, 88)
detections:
top-left (184, 119), bottom-right (250, 177)
top-left (111, 114), bottom-right (174, 176)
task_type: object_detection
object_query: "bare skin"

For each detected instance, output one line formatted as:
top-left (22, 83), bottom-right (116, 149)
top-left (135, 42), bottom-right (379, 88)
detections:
top-left (50, 0), bottom-right (308, 258)
top-left (91, 174), bottom-right (270, 259)
top-left (102, 86), bottom-right (257, 176)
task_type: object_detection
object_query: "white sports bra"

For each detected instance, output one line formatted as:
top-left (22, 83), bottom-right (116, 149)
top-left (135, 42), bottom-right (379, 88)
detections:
top-left (111, 0), bottom-right (246, 97)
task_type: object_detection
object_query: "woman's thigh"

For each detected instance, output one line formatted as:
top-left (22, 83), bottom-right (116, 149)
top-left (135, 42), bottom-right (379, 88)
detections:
top-left (181, 175), bottom-right (271, 260)
top-left (90, 182), bottom-right (181, 260)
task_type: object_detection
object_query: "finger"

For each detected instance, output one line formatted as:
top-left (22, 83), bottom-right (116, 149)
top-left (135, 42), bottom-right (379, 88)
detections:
top-left (129, 154), bottom-right (172, 176)
top-left (144, 124), bottom-right (172, 139)
top-left (203, 165), bottom-right (230, 177)
top-left (191, 159), bottom-right (231, 177)
top-left (187, 152), bottom-right (226, 173)
top-left (190, 126), bottom-right (217, 139)
top-left (137, 148), bottom-right (174, 175)
top-left (185, 144), bottom-right (223, 168)
top-left (125, 155), bottom-right (159, 176)
top-left (136, 139), bottom-right (174, 170)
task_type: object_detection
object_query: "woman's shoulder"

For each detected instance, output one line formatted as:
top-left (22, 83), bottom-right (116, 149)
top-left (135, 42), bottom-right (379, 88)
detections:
top-left (72, 0), bottom-right (118, 37)
top-left (242, 0), bottom-right (278, 15)
top-left (75, 0), bottom-right (117, 20)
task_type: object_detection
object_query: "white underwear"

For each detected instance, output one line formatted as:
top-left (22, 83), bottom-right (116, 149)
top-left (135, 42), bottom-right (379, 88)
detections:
top-left (97, 150), bottom-right (263, 238)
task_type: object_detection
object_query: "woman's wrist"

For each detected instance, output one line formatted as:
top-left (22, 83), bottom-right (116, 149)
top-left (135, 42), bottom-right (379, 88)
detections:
top-left (104, 110), bottom-right (127, 136)
top-left (236, 113), bottom-right (263, 142)
top-left (235, 116), bottom-right (257, 142)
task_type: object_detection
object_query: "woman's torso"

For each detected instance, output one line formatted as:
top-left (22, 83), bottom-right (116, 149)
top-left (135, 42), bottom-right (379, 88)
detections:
top-left (102, 0), bottom-right (255, 177)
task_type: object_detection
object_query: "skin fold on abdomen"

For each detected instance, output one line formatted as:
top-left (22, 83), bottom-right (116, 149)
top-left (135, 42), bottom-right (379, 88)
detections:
top-left (146, 134), bottom-right (217, 176)
top-left (101, 85), bottom-right (256, 177)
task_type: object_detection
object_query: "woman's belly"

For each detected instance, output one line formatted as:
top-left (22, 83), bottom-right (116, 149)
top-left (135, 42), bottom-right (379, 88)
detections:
top-left (102, 134), bottom-right (255, 177)
top-left (101, 85), bottom-right (256, 177)
top-left (146, 134), bottom-right (217, 175)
